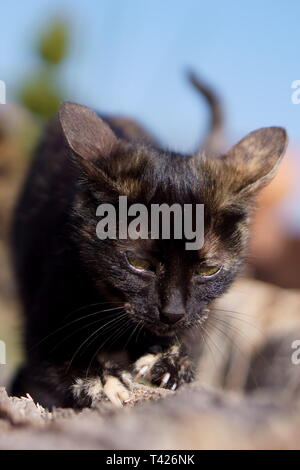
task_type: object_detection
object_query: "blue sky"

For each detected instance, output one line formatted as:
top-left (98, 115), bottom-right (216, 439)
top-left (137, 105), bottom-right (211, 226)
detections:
top-left (2, 0), bottom-right (300, 230)
top-left (1, 0), bottom-right (300, 153)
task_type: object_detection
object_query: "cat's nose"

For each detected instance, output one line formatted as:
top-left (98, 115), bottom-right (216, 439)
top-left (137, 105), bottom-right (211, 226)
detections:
top-left (160, 308), bottom-right (185, 325)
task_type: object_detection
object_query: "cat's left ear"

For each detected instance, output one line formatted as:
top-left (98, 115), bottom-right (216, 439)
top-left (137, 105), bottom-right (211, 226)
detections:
top-left (225, 127), bottom-right (288, 195)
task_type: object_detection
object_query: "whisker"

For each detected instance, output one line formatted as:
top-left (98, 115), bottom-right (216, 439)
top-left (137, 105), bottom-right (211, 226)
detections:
top-left (208, 319), bottom-right (250, 348)
top-left (212, 307), bottom-right (253, 319)
top-left (197, 324), bottom-right (217, 366)
top-left (210, 313), bottom-right (262, 339)
top-left (109, 320), bottom-right (134, 351)
top-left (123, 321), bottom-right (140, 350)
top-left (30, 306), bottom-right (125, 351)
top-left (85, 319), bottom-right (133, 377)
top-left (207, 321), bottom-right (247, 353)
top-left (49, 311), bottom-right (126, 353)
top-left (67, 312), bottom-right (128, 372)
top-left (135, 321), bottom-right (144, 344)
top-left (211, 309), bottom-right (262, 334)
top-left (63, 301), bottom-right (124, 321)
top-left (201, 323), bottom-right (224, 358)
top-left (81, 313), bottom-right (129, 355)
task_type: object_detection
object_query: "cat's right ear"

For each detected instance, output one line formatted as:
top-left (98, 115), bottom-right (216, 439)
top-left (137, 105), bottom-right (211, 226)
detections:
top-left (59, 101), bottom-right (118, 161)
top-left (59, 102), bottom-right (119, 188)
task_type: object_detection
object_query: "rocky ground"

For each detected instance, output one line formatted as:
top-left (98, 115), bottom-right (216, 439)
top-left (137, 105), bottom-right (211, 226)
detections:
top-left (1, 380), bottom-right (300, 449)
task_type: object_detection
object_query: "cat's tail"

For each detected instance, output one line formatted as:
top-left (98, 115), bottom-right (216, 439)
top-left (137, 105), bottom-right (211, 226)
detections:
top-left (187, 70), bottom-right (225, 156)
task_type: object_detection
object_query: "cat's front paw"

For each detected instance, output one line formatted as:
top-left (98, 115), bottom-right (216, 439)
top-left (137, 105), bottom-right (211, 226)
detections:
top-left (72, 370), bottom-right (132, 408)
top-left (133, 347), bottom-right (194, 390)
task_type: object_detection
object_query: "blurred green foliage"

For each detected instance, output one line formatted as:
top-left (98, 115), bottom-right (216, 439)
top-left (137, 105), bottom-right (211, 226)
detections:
top-left (19, 69), bottom-right (63, 120)
top-left (18, 19), bottom-right (70, 120)
top-left (38, 21), bottom-right (68, 65)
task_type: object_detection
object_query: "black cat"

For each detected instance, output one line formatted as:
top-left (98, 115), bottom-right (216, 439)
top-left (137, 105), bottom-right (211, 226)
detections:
top-left (11, 75), bottom-right (287, 408)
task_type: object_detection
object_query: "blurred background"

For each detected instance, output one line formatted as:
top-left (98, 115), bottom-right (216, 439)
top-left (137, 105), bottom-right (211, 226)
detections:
top-left (0, 0), bottom-right (300, 380)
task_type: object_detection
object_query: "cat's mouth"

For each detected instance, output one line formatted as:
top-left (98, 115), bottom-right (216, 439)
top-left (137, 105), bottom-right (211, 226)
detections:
top-left (125, 303), bottom-right (210, 337)
top-left (135, 313), bottom-right (189, 337)
top-left (144, 307), bottom-right (210, 337)
top-left (146, 322), bottom-right (179, 337)
top-left (125, 304), bottom-right (180, 336)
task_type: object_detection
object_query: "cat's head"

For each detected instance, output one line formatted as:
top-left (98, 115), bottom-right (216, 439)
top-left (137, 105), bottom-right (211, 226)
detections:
top-left (60, 102), bottom-right (287, 338)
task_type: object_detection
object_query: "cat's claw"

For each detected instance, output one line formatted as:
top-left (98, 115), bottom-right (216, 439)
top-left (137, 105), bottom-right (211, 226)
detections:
top-left (72, 373), bottom-right (131, 408)
top-left (134, 353), bottom-right (159, 379)
top-left (160, 372), bottom-right (171, 387)
top-left (103, 375), bottom-right (130, 407)
top-left (136, 365), bottom-right (150, 378)
top-left (133, 348), bottom-right (193, 390)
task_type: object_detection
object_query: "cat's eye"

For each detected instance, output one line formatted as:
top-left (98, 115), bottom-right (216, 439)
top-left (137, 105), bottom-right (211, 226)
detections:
top-left (127, 254), bottom-right (154, 272)
top-left (194, 265), bottom-right (221, 278)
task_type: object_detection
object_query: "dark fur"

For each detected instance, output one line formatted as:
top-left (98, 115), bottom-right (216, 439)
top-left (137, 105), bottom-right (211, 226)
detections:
top-left (10, 76), bottom-right (287, 408)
